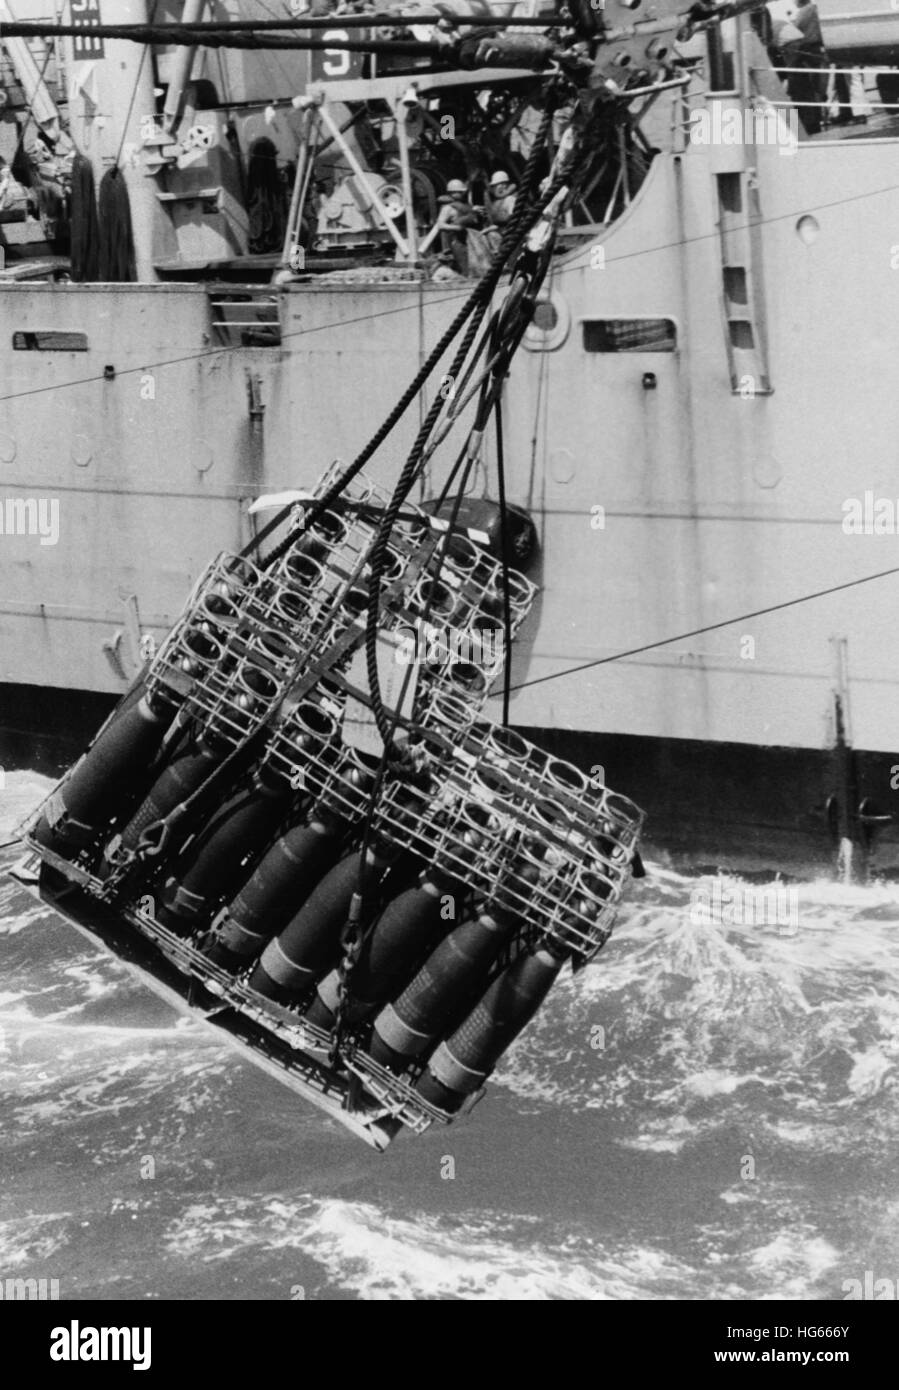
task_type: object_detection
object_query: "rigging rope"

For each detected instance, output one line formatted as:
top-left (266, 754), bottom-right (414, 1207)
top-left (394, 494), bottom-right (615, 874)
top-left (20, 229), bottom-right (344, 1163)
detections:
top-left (328, 441), bottom-right (484, 1064)
top-left (253, 90), bottom-right (570, 567)
top-left (0, 15), bottom-right (571, 36)
top-left (0, 21), bottom-right (543, 63)
top-left (325, 95), bottom-right (576, 1056)
top-left (493, 365), bottom-right (512, 729)
top-left (508, 564), bottom-right (899, 695)
top-left (360, 97), bottom-right (564, 757)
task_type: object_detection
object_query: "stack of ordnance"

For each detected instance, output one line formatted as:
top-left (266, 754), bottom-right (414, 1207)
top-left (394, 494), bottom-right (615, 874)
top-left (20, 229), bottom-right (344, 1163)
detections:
top-left (27, 463), bottom-right (643, 1138)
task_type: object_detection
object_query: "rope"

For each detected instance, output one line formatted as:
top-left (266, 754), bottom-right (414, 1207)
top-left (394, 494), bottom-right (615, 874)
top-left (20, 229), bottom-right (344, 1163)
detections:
top-left (97, 167), bottom-right (137, 281)
top-left (0, 21), bottom-right (438, 55)
top-left (508, 564), bottom-right (899, 695)
top-left (325, 94), bottom-right (573, 1055)
top-left (494, 374), bottom-right (512, 728)
top-left (0, 22), bottom-right (551, 64)
top-left (254, 91), bottom-right (573, 565)
top-left (254, 277), bottom-right (494, 563)
top-left (0, 15), bottom-right (571, 36)
top-left (328, 442), bottom-right (483, 1064)
top-left (113, 10), bottom-right (155, 170)
top-left (69, 152), bottom-right (99, 282)
top-left (361, 98), bottom-right (561, 758)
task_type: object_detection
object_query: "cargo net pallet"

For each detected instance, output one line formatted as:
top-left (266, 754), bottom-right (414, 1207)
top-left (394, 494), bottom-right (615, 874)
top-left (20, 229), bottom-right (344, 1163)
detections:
top-left (21, 464), bottom-right (644, 1149)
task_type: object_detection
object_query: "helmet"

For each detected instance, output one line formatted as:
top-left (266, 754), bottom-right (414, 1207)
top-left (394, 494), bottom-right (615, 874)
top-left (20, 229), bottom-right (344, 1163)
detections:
top-left (489, 170), bottom-right (513, 189)
top-left (446, 178), bottom-right (467, 196)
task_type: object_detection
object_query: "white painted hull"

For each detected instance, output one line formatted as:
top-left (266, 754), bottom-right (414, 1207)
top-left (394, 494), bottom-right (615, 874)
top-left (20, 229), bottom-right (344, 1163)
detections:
top-left (3, 131), bottom-right (898, 765)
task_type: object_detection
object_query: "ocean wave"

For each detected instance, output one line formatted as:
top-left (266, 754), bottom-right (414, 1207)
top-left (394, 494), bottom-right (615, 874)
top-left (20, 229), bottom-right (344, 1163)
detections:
top-left (160, 1191), bottom-right (849, 1300)
top-left (492, 871), bottom-right (899, 1157)
top-left (162, 1194), bottom-right (710, 1300)
top-left (0, 1213), bottom-right (71, 1269)
top-left (2, 825), bottom-right (898, 1298)
top-left (0, 773), bottom-right (52, 843)
top-left (0, 1015), bottom-right (230, 1148)
top-left (301, 1201), bottom-right (683, 1300)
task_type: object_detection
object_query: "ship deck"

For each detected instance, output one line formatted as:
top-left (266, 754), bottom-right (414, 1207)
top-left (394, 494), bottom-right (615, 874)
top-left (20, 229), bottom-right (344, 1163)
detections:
top-left (807, 105), bottom-right (899, 141)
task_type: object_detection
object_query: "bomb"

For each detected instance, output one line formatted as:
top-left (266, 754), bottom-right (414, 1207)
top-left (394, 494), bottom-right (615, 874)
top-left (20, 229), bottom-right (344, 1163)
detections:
top-left (248, 838), bottom-right (397, 1004)
top-left (368, 904), bottom-right (514, 1072)
top-left (154, 766), bottom-right (295, 933)
top-left (203, 812), bottom-right (346, 970)
top-left (415, 944), bottom-right (564, 1112)
top-left (156, 699), bottom-right (337, 934)
top-left (304, 867), bottom-right (460, 1029)
top-left (32, 683), bottom-right (181, 857)
top-left (368, 852), bottom-right (542, 1071)
top-left (112, 741), bottom-right (223, 860)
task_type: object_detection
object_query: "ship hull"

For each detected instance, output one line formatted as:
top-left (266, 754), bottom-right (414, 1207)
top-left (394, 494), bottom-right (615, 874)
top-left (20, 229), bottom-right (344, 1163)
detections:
top-left (4, 680), bottom-right (897, 875)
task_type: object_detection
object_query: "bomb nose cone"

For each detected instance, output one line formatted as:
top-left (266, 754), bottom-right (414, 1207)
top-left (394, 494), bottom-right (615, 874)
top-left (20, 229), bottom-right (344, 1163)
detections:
top-left (31, 687), bottom-right (178, 858)
top-left (414, 946), bottom-right (563, 1110)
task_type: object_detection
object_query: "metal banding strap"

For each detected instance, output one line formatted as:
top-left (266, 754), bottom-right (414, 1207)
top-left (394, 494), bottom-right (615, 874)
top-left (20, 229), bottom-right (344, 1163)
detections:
top-left (258, 936), bottom-right (316, 988)
top-left (212, 913), bottom-right (271, 951)
top-left (374, 1003), bottom-right (432, 1055)
top-left (43, 789), bottom-right (93, 843)
top-left (43, 789), bottom-right (69, 831)
top-left (316, 968), bottom-right (341, 1012)
top-left (166, 883), bottom-right (205, 917)
top-left (426, 1040), bottom-right (487, 1093)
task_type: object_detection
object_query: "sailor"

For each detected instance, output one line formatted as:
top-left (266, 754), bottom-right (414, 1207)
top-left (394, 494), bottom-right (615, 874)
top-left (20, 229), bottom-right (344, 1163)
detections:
top-left (791, 0), bottom-right (824, 51)
top-left (749, 5), bottom-right (773, 46)
top-left (0, 157), bottom-right (29, 223)
top-left (422, 177), bottom-right (480, 275)
top-left (791, 0), bottom-right (852, 125)
top-left (788, 1), bottom-right (829, 133)
top-left (485, 169), bottom-right (517, 228)
top-left (476, 170), bottom-right (516, 260)
top-left (26, 136), bottom-right (74, 242)
top-left (769, 14), bottom-right (820, 134)
top-left (769, 16), bottom-right (805, 64)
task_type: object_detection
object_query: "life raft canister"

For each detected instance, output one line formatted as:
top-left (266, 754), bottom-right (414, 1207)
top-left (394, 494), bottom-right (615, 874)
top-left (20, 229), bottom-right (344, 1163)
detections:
top-left (304, 867), bottom-right (460, 1030)
top-left (32, 684), bottom-right (180, 856)
top-left (203, 810), bottom-right (347, 970)
top-left (415, 945), bottom-right (563, 1112)
top-left (248, 839), bottom-right (396, 1003)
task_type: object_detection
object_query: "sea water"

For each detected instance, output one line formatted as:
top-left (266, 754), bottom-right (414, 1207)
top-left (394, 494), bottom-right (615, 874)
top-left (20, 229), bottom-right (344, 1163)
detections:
top-left (1, 773), bottom-right (897, 1301)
